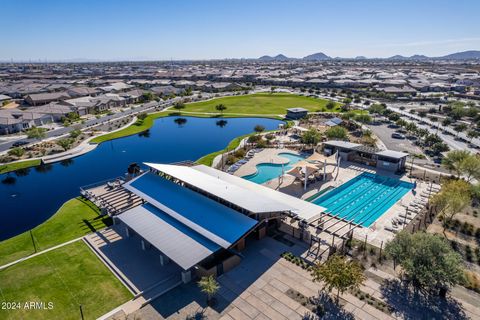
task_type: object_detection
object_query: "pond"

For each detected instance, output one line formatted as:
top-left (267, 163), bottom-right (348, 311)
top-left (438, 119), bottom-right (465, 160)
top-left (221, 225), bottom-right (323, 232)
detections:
top-left (0, 116), bottom-right (283, 241)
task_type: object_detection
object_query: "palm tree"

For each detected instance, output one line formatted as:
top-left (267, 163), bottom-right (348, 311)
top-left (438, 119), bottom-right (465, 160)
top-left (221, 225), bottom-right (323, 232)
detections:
top-left (198, 275), bottom-right (220, 306)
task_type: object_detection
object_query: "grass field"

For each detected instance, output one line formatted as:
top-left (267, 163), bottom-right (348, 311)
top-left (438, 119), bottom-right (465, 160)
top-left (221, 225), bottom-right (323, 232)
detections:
top-left (0, 159), bottom-right (41, 174)
top-left (0, 197), bottom-right (110, 266)
top-left (182, 93), bottom-right (340, 114)
top-left (0, 241), bottom-right (132, 320)
top-left (196, 132), bottom-right (253, 166)
top-left (91, 93), bottom-right (336, 145)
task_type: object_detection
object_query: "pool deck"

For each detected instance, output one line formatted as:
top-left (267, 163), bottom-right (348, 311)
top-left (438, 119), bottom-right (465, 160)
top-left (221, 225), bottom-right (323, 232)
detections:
top-left (234, 148), bottom-right (434, 247)
top-left (234, 148), bottom-right (299, 177)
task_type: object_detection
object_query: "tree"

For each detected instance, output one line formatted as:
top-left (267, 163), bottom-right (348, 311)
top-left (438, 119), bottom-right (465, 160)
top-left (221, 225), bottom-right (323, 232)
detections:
top-left (459, 155), bottom-right (480, 182)
top-left (311, 254), bottom-right (365, 303)
top-left (56, 138), bottom-right (74, 151)
top-left (453, 123), bottom-right (467, 137)
top-left (174, 101), bottom-right (185, 110)
top-left (198, 275), bottom-right (220, 306)
top-left (385, 231), bottom-right (464, 295)
top-left (301, 128), bottom-right (322, 146)
top-left (8, 147), bottom-right (25, 157)
top-left (254, 124), bottom-right (265, 134)
top-left (137, 112), bottom-right (148, 121)
top-left (442, 150), bottom-right (471, 176)
top-left (442, 118), bottom-right (453, 127)
top-left (141, 92), bottom-right (157, 102)
top-left (467, 130), bottom-right (479, 142)
top-left (395, 119), bottom-right (407, 129)
top-left (215, 104), bottom-right (227, 114)
top-left (325, 126), bottom-right (348, 140)
top-left (404, 122), bottom-right (418, 135)
top-left (25, 126), bottom-right (47, 139)
top-left (431, 142), bottom-right (449, 155)
top-left (431, 179), bottom-right (471, 234)
top-left (325, 101), bottom-right (336, 110)
top-left (69, 129), bottom-right (82, 139)
top-left (368, 104), bottom-right (386, 121)
top-left (354, 114), bottom-right (372, 124)
top-left (388, 113), bottom-right (400, 122)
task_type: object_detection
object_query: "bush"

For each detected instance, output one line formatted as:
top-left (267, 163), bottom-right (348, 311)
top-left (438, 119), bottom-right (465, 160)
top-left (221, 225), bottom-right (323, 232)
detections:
top-left (247, 135), bottom-right (260, 143)
top-left (256, 139), bottom-right (267, 148)
top-left (8, 147), bottom-right (25, 157)
top-left (233, 149), bottom-right (246, 158)
top-left (137, 112), bottom-right (148, 120)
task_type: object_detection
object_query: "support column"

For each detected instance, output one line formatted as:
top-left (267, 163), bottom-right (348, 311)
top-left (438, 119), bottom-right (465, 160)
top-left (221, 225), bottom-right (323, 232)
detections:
top-left (125, 227), bottom-right (130, 237)
top-left (141, 239), bottom-right (146, 251)
top-left (160, 254), bottom-right (170, 266)
top-left (258, 227), bottom-right (267, 240)
top-left (236, 238), bottom-right (246, 251)
top-left (181, 270), bottom-right (191, 284)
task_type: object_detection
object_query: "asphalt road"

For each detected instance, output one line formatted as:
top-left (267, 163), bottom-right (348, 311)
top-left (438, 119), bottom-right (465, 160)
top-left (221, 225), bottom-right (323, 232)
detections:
top-left (388, 105), bottom-right (480, 153)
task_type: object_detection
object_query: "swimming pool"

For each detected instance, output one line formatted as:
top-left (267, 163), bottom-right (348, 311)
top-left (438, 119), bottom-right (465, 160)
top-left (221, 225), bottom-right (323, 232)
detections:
top-left (310, 172), bottom-right (414, 227)
top-left (242, 152), bottom-right (306, 184)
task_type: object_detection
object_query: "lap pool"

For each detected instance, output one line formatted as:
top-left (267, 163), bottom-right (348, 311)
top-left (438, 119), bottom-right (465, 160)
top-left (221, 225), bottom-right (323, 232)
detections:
top-left (242, 152), bottom-right (306, 184)
top-left (310, 172), bottom-right (414, 227)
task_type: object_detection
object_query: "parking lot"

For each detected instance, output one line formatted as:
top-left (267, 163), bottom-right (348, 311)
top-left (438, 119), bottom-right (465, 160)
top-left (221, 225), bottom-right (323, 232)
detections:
top-left (367, 122), bottom-right (423, 155)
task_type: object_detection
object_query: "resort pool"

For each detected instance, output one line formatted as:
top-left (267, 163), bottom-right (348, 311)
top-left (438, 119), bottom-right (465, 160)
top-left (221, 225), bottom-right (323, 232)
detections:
top-left (242, 152), bottom-right (306, 184)
top-left (310, 172), bottom-right (414, 227)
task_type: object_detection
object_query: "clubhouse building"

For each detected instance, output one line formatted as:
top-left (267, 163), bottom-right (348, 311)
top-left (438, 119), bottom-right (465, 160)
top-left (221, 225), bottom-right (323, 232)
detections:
top-left (87, 162), bottom-right (352, 283)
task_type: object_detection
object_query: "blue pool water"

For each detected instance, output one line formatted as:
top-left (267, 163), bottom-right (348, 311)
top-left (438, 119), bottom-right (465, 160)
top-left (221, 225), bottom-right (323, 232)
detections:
top-left (242, 152), bottom-right (306, 184)
top-left (0, 116), bottom-right (283, 240)
top-left (311, 172), bottom-right (414, 227)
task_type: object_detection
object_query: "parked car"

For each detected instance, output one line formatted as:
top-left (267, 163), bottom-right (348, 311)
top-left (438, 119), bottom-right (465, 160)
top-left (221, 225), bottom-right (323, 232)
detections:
top-left (391, 132), bottom-right (406, 139)
top-left (11, 140), bottom-right (29, 148)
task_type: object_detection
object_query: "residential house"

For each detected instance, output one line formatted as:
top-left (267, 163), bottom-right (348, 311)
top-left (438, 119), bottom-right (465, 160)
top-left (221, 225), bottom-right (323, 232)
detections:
top-left (25, 91), bottom-right (71, 106)
top-left (0, 109), bottom-right (53, 134)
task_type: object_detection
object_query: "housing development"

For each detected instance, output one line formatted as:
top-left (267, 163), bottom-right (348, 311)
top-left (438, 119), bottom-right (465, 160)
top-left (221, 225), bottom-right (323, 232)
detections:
top-left (2, 2), bottom-right (480, 320)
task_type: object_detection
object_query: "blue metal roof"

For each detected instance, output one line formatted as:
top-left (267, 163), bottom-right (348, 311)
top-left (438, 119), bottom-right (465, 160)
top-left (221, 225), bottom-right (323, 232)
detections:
top-left (128, 173), bottom-right (258, 247)
top-left (118, 203), bottom-right (220, 270)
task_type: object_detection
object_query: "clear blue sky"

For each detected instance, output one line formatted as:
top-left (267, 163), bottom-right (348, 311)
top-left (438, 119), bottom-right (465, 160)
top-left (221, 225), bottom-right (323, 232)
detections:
top-left (1, 0), bottom-right (479, 61)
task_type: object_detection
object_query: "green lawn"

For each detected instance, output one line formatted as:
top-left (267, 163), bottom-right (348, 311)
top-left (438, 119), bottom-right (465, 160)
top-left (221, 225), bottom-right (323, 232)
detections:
top-left (0, 241), bottom-right (132, 320)
top-left (90, 112), bottom-right (169, 144)
top-left (182, 93), bottom-right (341, 114)
top-left (0, 197), bottom-right (111, 266)
top-left (196, 132), bottom-right (253, 166)
top-left (0, 159), bottom-right (41, 174)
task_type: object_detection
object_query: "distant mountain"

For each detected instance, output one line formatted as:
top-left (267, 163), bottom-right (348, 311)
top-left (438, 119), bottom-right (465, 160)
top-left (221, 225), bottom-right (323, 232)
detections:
top-left (258, 54), bottom-right (291, 61)
top-left (439, 50), bottom-right (480, 60)
top-left (387, 55), bottom-right (408, 60)
top-left (257, 50), bottom-right (480, 61)
top-left (303, 52), bottom-right (331, 61)
top-left (274, 54), bottom-right (290, 61)
top-left (258, 55), bottom-right (274, 61)
top-left (409, 54), bottom-right (429, 60)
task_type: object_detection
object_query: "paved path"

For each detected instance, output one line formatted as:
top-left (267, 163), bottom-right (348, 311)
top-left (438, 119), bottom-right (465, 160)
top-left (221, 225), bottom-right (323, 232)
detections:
top-left (0, 236), bottom-right (83, 270)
